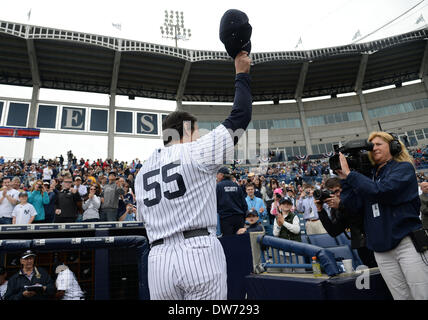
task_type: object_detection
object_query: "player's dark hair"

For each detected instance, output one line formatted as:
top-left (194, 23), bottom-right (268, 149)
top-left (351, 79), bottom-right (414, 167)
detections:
top-left (245, 183), bottom-right (255, 189)
top-left (162, 111), bottom-right (198, 146)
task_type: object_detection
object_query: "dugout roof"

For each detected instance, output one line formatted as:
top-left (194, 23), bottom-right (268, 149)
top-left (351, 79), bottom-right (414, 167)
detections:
top-left (0, 20), bottom-right (427, 102)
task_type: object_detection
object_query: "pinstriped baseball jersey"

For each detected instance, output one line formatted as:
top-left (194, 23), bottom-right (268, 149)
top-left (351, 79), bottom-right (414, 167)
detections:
top-left (135, 124), bottom-right (234, 243)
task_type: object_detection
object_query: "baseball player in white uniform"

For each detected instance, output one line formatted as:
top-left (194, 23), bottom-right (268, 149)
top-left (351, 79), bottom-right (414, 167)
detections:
top-left (135, 51), bottom-right (252, 300)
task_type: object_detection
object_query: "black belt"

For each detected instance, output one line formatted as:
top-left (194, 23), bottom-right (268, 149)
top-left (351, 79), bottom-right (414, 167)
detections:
top-left (151, 228), bottom-right (210, 248)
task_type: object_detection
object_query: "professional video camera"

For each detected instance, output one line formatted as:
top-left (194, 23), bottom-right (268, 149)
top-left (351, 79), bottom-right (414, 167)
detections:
top-left (313, 189), bottom-right (334, 203)
top-left (329, 139), bottom-right (374, 177)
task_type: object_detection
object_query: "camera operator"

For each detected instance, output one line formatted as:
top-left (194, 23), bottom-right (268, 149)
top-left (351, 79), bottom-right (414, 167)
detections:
top-left (338, 131), bottom-right (428, 300)
top-left (315, 177), bottom-right (377, 267)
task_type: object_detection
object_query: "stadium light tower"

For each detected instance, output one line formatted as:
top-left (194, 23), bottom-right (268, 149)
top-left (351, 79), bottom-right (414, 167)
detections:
top-left (160, 10), bottom-right (191, 47)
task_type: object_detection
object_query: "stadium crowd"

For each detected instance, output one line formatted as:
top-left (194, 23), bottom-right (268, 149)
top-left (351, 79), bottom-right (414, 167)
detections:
top-left (0, 144), bottom-right (426, 226)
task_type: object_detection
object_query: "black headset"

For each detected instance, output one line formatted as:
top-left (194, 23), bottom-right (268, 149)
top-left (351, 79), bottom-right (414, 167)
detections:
top-left (388, 132), bottom-right (402, 156)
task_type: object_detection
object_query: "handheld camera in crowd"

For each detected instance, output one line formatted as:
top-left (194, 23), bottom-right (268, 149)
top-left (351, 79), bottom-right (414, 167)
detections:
top-left (329, 139), bottom-right (374, 177)
top-left (313, 189), bottom-right (334, 203)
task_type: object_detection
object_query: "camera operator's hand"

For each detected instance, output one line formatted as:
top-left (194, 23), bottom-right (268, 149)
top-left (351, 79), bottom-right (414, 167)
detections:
top-left (315, 200), bottom-right (323, 212)
top-left (325, 196), bottom-right (340, 209)
top-left (339, 152), bottom-right (350, 177)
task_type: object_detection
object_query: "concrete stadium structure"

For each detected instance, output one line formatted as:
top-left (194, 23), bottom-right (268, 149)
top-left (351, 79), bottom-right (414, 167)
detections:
top-left (185, 82), bottom-right (428, 159)
top-left (0, 20), bottom-right (427, 161)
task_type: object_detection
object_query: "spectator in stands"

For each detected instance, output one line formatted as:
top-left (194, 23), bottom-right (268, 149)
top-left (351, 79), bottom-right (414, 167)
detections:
top-left (43, 180), bottom-right (58, 223)
top-left (236, 209), bottom-right (265, 234)
top-left (99, 174), bottom-right (107, 190)
top-left (27, 180), bottom-right (50, 223)
top-left (296, 183), bottom-right (327, 235)
top-left (117, 183), bottom-right (135, 220)
top-left (0, 266), bottom-right (7, 300)
top-left (316, 177), bottom-right (377, 267)
top-left (11, 177), bottom-right (23, 192)
top-left (42, 164), bottom-right (53, 182)
top-left (4, 250), bottom-right (55, 300)
top-left (419, 181), bottom-right (428, 229)
top-left (273, 197), bottom-right (301, 241)
top-left (82, 184), bottom-right (101, 222)
top-left (338, 131), bottom-right (428, 300)
top-left (294, 173), bottom-right (303, 188)
top-left (263, 178), bottom-right (278, 224)
top-left (100, 171), bottom-right (125, 221)
top-left (253, 176), bottom-right (265, 199)
top-left (12, 192), bottom-right (37, 224)
top-left (321, 162), bottom-right (330, 180)
top-left (270, 188), bottom-right (283, 217)
top-left (127, 174), bottom-right (135, 192)
top-left (285, 185), bottom-right (297, 207)
top-left (54, 175), bottom-right (81, 223)
top-left (54, 264), bottom-right (84, 300)
top-left (0, 177), bottom-right (19, 224)
top-left (73, 176), bottom-right (87, 197)
top-left (245, 183), bottom-right (266, 221)
top-left (217, 167), bottom-right (248, 236)
top-left (119, 202), bottom-right (137, 221)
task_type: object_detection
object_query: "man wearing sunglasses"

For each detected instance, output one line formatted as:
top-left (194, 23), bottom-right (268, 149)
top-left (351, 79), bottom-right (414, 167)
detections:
top-left (315, 177), bottom-right (377, 268)
top-left (54, 174), bottom-right (81, 223)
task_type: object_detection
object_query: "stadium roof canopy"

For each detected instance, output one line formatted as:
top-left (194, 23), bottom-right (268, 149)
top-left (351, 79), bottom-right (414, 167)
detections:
top-left (1, 20), bottom-right (427, 102)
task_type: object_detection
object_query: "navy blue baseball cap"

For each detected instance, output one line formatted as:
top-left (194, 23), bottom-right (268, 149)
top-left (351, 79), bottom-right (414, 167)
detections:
top-left (219, 9), bottom-right (252, 59)
top-left (279, 196), bottom-right (293, 205)
top-left (218, 167), bottom-right (230, 175)
top-left (246, 209), bottom-right (258, 217)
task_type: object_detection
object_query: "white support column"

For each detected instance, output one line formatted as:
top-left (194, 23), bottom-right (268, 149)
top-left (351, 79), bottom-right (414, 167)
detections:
top-left (23, 84), bottom-right (40, 162)
top-left (354, 53), bottom-right (373, 134)
top-left (176, 60), bottom-right (192, 111)
top-left (294, 62), bottom-right (312, 155)
top-left (418, 40), bottom-right (428, 93)
top-left (24, 31), bottom-right (41, 163)
top-left (357, 91), bottom-right (373, 134)
top-left (107, 45), bottom-right (122, 160)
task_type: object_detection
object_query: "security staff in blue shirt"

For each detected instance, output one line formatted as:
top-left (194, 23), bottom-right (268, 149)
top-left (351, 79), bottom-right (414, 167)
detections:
top-left (216, 167), bottom-right (248, 236)
top-left (338, 131), bottom-right (428, 300)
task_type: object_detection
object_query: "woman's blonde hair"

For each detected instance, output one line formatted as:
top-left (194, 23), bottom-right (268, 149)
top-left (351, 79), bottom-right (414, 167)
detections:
top-left (367, 131), bottom-right (414, 167)
top-left (30, 179), bottom-right (44, 192)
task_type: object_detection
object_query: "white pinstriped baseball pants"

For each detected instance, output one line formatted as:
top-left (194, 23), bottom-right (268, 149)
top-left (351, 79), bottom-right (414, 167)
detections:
top-left (148, 232), bottom-right (228, 300)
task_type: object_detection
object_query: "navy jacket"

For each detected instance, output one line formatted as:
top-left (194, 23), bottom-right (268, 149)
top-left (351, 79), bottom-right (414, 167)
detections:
top-left (222, 73), bottom-right (252, 145)
top-left (343, 160), bottom-right (421, 252)
top-left (4, 267), bottom-right (55, 300)
top-left (217, 179), bottom-right (248, 218)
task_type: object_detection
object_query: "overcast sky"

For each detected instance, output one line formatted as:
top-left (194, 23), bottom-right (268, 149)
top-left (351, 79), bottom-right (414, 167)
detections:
top-left (0, 0), bottom-right (426, 162)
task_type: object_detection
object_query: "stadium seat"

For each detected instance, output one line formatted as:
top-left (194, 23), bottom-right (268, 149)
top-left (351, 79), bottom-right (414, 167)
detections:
top-left (296, 214), bottom-right (306, 235)
top-left (335, 232), bottom-right (363, 268)
top-left (300, 235), bottom-right (310, 244)
top-left (308, 233), bottom-right (339, 248)
top-left (335, 232), bottom-right (351, 247)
